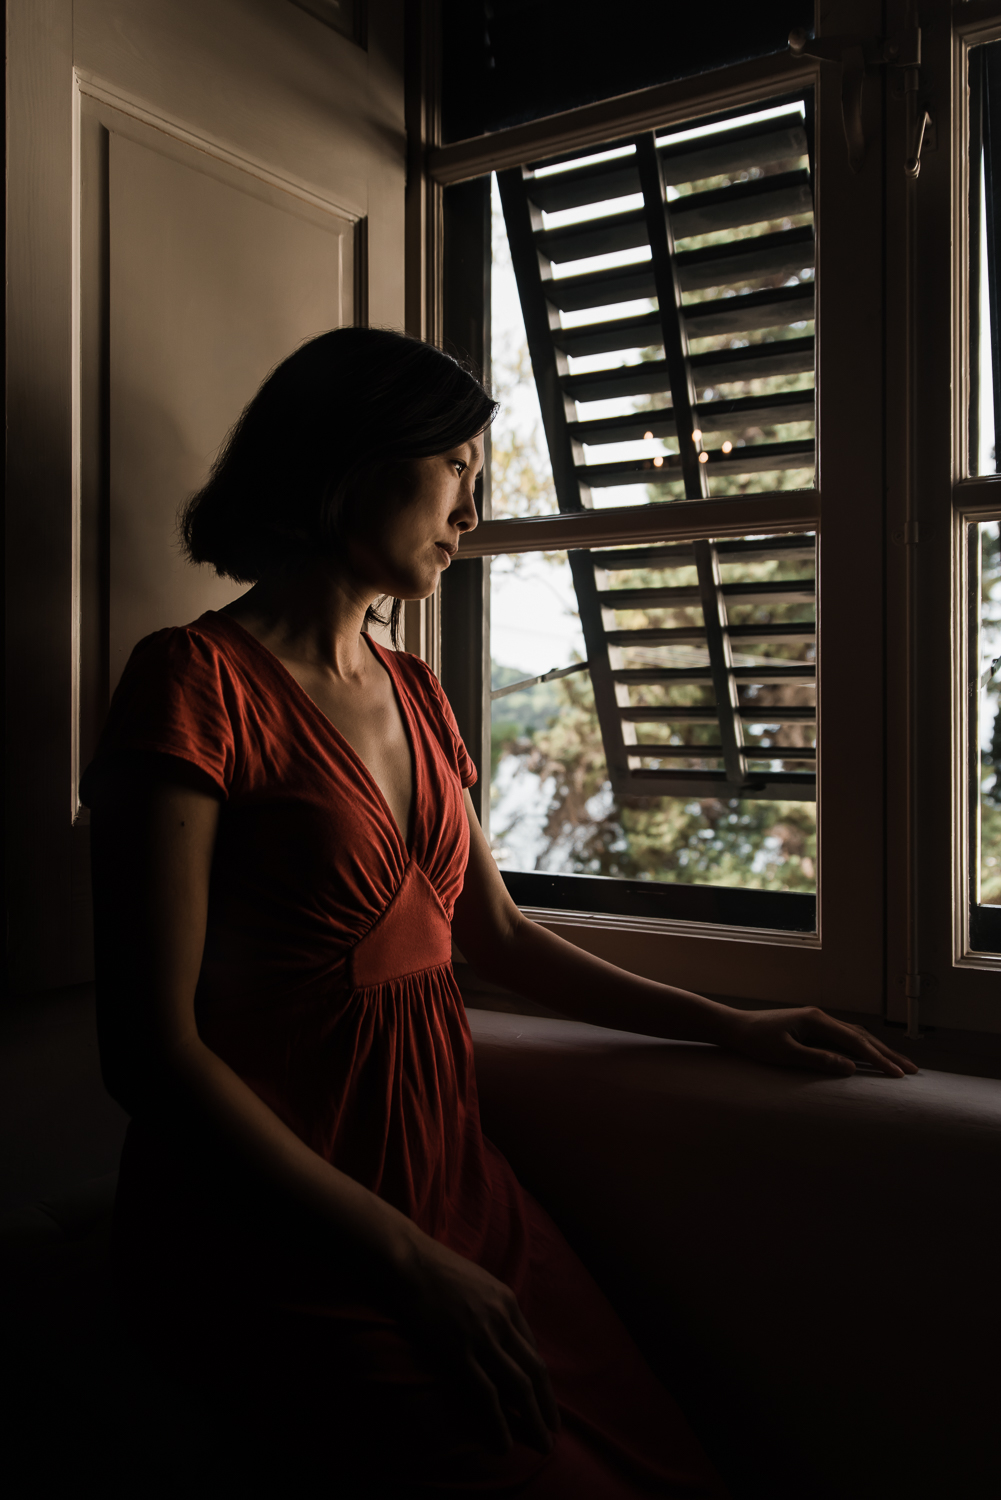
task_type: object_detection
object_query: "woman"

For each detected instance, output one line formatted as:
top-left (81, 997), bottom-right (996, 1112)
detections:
top-left (84, 328), bottom-right (914, 1496)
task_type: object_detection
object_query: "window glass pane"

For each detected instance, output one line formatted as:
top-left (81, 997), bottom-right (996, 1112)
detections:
top-left (972, 521), bottom-right (1001, 952)
top-left (969, 40), bottom-right (1000, 477)
top-left (490, 94), bottom-right (816, 520)
top-left (487, 532), bottom-right (817, 927)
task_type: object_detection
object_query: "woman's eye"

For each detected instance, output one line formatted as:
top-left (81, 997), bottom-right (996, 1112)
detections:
top-left (452, 459), bottom-right (467, 476)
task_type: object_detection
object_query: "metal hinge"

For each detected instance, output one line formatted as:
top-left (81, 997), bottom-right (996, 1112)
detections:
top-left (789, 27), bottom-right (933, 177)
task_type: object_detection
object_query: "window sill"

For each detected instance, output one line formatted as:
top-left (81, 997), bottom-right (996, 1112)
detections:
top-left (455, 964), bottom-right (1001, 1082)
top-left (518, 904), bottom-right (821, 949)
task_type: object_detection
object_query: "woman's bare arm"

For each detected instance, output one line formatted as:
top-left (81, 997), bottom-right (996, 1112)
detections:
top-left (452, 792), bottom-right (916, 1079)
top-left (92, 768), bottom-right (437, 1266)
top-left (90, 764), bottom-right (558, 1454)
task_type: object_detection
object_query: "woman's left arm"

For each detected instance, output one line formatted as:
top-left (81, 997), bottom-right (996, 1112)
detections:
top-left (452, 792), bottom-right (916, 1079)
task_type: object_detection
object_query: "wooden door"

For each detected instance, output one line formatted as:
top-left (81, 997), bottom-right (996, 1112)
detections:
top-left (6, 0), bottom-right (406, 990)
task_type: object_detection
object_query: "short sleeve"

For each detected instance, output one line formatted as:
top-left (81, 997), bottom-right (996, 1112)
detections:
top-left (402, 653), bottom-right (478, 790)
top-left (79, 628), bottom-right (240, 806)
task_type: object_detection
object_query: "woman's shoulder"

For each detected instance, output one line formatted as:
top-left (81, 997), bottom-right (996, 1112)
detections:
top-left (384, 644), bottom-right (439, 692)
top-left (124, 612), bottom-right (238, 669)
top-left (380, 644), bottom-right (452, 716)
top-left (81, 615), bottom-right (250, 806)
top-left (117, 613), bottom-right (270, 702)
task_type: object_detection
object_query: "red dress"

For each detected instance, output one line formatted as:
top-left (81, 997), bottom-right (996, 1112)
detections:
top-left (82, 612), bottom-right (727, 1497)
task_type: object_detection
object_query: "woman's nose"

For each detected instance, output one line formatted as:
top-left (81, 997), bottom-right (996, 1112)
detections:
top-left (455, 480), bottom-right (479, 532)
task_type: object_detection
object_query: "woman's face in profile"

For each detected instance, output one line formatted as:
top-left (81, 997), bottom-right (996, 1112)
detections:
top-left (347, 436), bottom-right (483, 602)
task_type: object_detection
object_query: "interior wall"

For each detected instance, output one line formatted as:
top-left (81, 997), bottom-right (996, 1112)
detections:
top-left (5, 0), bottom-right (406, 996)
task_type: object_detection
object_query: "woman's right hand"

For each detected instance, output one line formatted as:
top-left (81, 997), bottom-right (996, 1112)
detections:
top-left (395, 1231), bottom-right (560, 1457)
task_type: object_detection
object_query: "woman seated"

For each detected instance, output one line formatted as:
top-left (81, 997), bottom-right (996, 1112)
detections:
top-left (83, 329), bottom-right (914, 1497)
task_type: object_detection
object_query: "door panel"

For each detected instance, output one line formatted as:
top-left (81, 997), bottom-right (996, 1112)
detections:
top-left (73, 0), bottom-right (406, 327)
top-left (107, 124), bottom-right (354, 691)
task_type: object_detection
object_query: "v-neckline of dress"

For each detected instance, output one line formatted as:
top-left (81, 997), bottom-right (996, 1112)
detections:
top-left (204, 612), bottom-right (420, 861)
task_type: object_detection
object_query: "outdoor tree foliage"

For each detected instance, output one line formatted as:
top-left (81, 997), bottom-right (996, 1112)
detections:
top-left (491, 662), bottom-right (816, 890)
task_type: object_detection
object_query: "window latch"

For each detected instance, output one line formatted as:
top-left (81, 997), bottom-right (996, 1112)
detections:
top-left (789, 27), bottom-right (932, 177)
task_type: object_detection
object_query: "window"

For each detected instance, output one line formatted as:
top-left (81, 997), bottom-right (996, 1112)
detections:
top-left (476, 96), bottom-right (819, 935)
top-left (960, 30), bottom-right (1001, 967)
top-left (437, 42), bottom-right (885, 1012)
top-left (427, 2), bottom-right (1001, 1029)
top-left (887, 5), bottom-right (1001, 1034)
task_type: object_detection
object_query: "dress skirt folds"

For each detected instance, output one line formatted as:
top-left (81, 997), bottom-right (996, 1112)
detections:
top-left (81, 613), bottom-right (728, 1497)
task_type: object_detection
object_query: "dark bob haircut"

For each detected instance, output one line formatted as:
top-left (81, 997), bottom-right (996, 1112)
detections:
top-left (181, 328), bottom-right (498, 645)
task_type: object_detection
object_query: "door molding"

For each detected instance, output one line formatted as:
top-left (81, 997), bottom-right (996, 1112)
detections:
top-left (75, 70), bottom-right (366, 223)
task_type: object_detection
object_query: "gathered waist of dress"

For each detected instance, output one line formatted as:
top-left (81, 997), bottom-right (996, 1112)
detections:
top-left (196, 860), bottom-right (457, 1011)
top-left (349, 860), bottom-right (454, 992)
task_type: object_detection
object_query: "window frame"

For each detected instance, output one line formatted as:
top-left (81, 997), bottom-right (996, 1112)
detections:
top-left (876, 0), bottom-right (1001, 1039)
top-left (416, 12), bottom-right (897, 1017)
top-left (954, 11), bottom-right (1001, 995)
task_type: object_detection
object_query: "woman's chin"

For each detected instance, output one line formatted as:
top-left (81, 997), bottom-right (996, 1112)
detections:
top-left (391, 577), bottom-right (439, 604)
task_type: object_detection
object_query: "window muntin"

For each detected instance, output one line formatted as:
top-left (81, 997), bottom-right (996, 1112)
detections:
top-left (489, 94), bottom-right (816, 522)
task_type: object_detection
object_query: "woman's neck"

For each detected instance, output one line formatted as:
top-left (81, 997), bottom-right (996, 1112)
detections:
top-left (221, 564), bottom-right (379, 680)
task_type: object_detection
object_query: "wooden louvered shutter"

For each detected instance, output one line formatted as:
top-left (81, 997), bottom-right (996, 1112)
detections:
top-left (497, 109), bottom-right (817, 801)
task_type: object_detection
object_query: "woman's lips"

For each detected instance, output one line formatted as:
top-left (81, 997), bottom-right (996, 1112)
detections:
top-left (435, 543), bottom-right (455, 566)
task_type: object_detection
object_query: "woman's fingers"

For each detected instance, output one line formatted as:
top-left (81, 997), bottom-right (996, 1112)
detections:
top-left (807, 1018), bottom-right (915, 1077)
top-left (465, 1355), bottom-right (513, 1454)
top-left (844, 1026), bottom-right (917, 1074)
top-left (507, 1306), bottom-right (561, 1433)
top-left (784, 1037), bottom-right (857, 1075)
top-left (465, 1332), bottom-right (554, 1456)
top-left (487, 1340), bottom-right (556, 1454)
top-left (402, 1239), bottom-right (559, 1455)
top-left (809, 1027), bottom-right (900, 1076)
top-left (790, 1014), bottom-right (918, 1077)
top-left (729, 1004), bottom-right (919, 1080)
